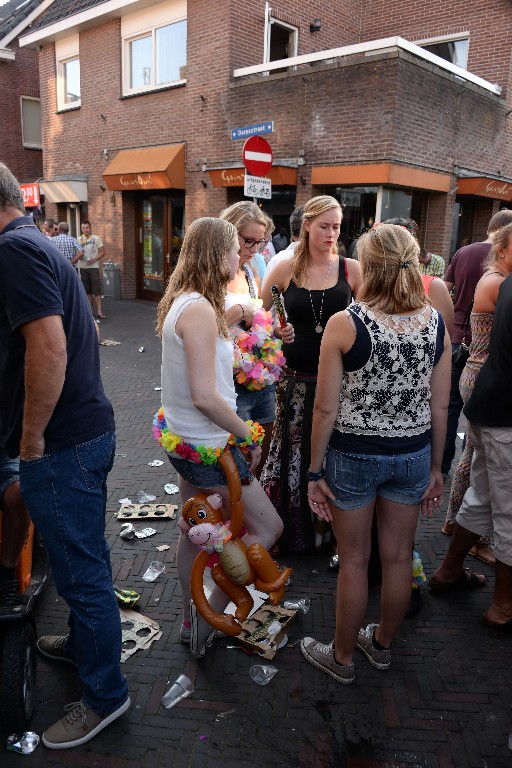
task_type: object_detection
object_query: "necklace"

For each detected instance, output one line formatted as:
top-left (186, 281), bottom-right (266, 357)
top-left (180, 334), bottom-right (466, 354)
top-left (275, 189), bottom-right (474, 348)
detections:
top-left (307, 258), bottom-right (334, 333)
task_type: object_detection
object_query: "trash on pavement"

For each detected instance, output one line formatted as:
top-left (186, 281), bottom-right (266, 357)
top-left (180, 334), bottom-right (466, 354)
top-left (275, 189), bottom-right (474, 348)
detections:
top-left (249, 664), bottom-right (278, 685)
top-left (99, 339), bottom-right (121, 346)
top-left (6, 732), bottom-right (40, 754)
top-left (148, 459), bottom-right (164, 467)
top-left (161, 673), bottom-right (194, 709)
top-left (114, 586), bottom-right (140, 608)
top-left (142, 560), bottom-right (165, 580)
top-left (138, 490), bottom-right (156, 503)
top-left (154, 386), bottom-right (162, 391)
top-left (120, 522), bottom-right (136, 540)
top-left (117, 503), bottom-right (177, 520)
top-left (118, 497), bottom-right (132, 505)
top-left (237, 604), bottom-right (297, 659)
top-left (120, 608), bottom-right (161, 662)
top-left (283, 597), bottom-right (311, 615)
top-left (135, 527), bottom-right (157, 539)
top-left (156, 544), bottom-right (170, 552)
top-left (164, 483), bottom-right (179, 494)
top-left (138, 346), bottom-right (145, 352)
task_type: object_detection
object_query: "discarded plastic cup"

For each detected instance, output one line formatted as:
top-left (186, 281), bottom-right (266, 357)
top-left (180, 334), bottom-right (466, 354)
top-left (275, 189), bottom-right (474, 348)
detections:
top-left (283, 597), bottom-right (311, 615)
top-left (138, 490), bottom-right (157, 503)
top-left (120, 522), bottom-right (136, 540)
top-left (148, 460), bottom-right (164, 467)
top-left (7, 732), bottom-right (40, 754)
top-left (249, 664), bottom-right (278, 686)
top-left (164, 483), bottom-right (179, 494)
top-left (142, 561), bottom-right (165, 581)
top-left (161, 674), bottom-right (194, 708)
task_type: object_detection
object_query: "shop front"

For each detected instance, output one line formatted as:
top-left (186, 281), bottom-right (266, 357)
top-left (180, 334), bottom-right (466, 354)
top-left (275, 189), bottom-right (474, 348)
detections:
top-left (453, 175), bottom-right (512, 254)
top-left (103, 144), bottom-right (185, 300)
top-left (38, 177), bottom-right (88, 236)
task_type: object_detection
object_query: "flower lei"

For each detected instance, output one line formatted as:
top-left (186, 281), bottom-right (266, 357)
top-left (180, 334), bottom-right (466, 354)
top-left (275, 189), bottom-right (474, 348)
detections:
top-left (233, 308), bottom-right (286, 391)
top-left (412, 551), bottom-right (427, 589)
top-left (152, 409), bottom-right (264, 465)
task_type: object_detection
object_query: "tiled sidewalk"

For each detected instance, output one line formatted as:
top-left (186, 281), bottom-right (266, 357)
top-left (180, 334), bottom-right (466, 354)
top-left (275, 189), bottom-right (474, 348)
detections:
top-left (3, 298), bottom-right (511, 768)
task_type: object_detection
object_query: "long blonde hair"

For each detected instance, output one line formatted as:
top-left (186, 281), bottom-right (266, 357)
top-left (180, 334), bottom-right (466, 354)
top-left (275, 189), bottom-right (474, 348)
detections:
top-left (291, 195), bottom-right (342, 288)
top-left (156, 217), bottom-right (237, 337)
top-left (219, 201), bottom-right (268, 233)
top-left (484, 221), bottom-right (512, 270)
top-left (357, 224), bottom-right (427, 314)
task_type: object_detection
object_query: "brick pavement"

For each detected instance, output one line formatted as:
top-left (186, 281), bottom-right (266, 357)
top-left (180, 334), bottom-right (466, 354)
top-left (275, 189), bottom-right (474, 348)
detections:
top-left (2, 298), bottom-right (511, 768)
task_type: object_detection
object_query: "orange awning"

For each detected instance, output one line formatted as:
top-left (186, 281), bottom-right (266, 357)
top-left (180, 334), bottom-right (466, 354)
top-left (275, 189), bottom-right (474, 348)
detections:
top-left (103, 144), bottom-right (185, 191)
top-left (208, 166), bottom-right (297, 187)
top-left (311, 163), bottom-right (451, 192)
top-left (456, 177), bottom-right (512, 201)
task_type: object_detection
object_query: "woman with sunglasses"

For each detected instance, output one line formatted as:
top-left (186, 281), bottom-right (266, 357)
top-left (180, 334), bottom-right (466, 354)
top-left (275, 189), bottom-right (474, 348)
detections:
top-left (220, 202), bottom-right (294, 477)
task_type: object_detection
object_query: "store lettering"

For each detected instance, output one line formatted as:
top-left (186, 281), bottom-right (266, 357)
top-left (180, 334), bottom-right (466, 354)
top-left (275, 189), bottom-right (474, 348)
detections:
top-left (119, 174), bottom-right (153, 188)
top-left (485, 181), bottom-right (512, 196)
top-left (221, 169), bottom-right (245, 185)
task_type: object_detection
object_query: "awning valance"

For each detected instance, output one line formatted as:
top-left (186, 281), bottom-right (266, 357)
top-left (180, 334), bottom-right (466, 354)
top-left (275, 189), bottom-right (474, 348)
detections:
top-left (208, 166), bottom-right (297, 188)
top-left (311, 163), bottom-right (451, 193)
top-left (103, 144), bottom-right (185, 191)
top-left (39, 179), bottom-right (88, 203)
top-left (457, 177), bottom-right (512, 202)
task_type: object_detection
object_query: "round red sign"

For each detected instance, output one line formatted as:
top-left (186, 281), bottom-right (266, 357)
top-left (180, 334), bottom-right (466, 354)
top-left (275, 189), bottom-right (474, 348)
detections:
top-left (242, 136), bottom-right (273, 177)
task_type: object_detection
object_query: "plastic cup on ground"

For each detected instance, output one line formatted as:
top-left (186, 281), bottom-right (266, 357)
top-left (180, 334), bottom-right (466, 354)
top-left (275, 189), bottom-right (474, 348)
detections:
top-left (161, 674), bottom-right (194, 708)
top-left (283, 597), bottom-right (311, 615)
top-left (249, 664), bottom-right (278, 685)
top-left (142, 561), bottom-right (165, 581)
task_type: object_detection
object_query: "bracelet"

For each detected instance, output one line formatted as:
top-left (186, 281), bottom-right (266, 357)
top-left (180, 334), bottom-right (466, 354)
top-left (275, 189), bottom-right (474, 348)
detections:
top-left (238, 303), bottom-right (245, 320)
top-left (307, 468), bottom-right (325, 482)
top-left (230, 420), bottom-right (265, 449)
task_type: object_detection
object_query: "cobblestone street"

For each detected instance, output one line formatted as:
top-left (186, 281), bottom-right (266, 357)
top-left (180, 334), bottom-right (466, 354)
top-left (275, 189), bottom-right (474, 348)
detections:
top-left (3, 298), bottom-right (511, 768)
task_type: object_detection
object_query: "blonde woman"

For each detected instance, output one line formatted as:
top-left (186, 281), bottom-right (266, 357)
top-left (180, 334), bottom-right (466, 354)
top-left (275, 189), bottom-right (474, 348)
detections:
top-left (302, 224), bottom-right (451, 683)
top-left (156, 217), bottom-right (283, 657)
top-left (261, 195), bottom-right (362, 552)
top-left (220, 202), bottom-right (293, 477)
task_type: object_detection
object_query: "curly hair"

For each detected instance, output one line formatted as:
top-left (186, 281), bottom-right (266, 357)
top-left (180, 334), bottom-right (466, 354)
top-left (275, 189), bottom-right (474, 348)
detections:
top-left (156, 217), bottom-right (237, 338)
top-left (357, 224), bottom-right (427, 314)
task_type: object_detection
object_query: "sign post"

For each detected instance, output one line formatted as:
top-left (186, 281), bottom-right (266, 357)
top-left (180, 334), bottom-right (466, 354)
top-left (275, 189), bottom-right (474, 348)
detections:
top-left (242, 136), bottom-right (273, 200)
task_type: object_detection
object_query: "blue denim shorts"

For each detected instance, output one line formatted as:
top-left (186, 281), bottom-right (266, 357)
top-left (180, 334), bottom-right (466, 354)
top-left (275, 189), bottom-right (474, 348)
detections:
top-left (326, 445), bottom-right (431, 510)
top-left (166, 445), bottom-right (253, 490)
top-left (235, 382), bottom-right (276, 425)
top-left (0, 438), bottom-right (19, 497)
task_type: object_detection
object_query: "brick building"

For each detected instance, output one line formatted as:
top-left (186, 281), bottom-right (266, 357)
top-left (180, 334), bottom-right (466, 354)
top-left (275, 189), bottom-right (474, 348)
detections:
top-left (20, 0), bottom-right (512, 300)
top-left (0, 0), bottom-right (44, 212)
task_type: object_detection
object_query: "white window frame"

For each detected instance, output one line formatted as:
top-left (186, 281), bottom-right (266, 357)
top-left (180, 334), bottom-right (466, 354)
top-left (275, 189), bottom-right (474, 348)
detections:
top-left (122, 17), bottom-right (187, 96)
top-left (55, 35), bottom-right (81, 111)
top-left (414, 32), bottom-right (469, 70)
top-left (20, 96), bottom-right (42, 149)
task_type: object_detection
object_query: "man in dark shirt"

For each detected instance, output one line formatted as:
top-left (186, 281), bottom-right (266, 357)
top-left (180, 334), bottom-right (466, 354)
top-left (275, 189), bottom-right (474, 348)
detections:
top-left (0, 163), bottom-right (129, 748)
top-left (441, 208), bottom-right (512, 475)
top-left (429, 265), bottom-right (512, 627)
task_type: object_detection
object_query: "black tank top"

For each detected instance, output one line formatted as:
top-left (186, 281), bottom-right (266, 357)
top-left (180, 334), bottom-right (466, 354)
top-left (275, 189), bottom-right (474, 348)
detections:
top-left (282, 257), bottom-right (352, 375)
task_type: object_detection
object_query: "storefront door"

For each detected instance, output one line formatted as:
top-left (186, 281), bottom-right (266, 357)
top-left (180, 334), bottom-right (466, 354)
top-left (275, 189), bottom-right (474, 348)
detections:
top-left (136, 194), bottom-right (184, 300)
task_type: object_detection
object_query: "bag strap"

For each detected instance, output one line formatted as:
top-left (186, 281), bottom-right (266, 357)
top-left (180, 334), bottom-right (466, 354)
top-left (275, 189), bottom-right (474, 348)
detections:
top-left (460, 300), bottom-right (473, 343)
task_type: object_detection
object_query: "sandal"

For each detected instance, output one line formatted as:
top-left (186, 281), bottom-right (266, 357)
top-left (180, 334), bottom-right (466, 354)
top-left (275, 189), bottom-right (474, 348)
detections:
top-left (441, 522), bottom-right (454, 536)
top-left (469, 545), bottom-right (496, 567)
top-left (482, 611), bottom-right (512, 629)
top-left (428, 570), bottom-right (486, 593)
top-left (97, 313), bottom-right (106, 319)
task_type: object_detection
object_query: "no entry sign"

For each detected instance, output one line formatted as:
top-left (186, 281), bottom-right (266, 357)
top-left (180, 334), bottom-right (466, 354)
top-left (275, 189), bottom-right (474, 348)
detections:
top-left (242, 136), bottom-right (273, 177)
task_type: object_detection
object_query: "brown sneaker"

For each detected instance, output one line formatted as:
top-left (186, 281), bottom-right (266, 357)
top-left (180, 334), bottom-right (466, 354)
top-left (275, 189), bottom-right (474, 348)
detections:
top-left (42, 698), bottom-right (130, 749)
top-left (37, 635), bottom-right (77, 667)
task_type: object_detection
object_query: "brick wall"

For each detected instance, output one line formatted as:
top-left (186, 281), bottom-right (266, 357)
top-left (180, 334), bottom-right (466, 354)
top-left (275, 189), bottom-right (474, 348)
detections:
top-left (0, 39), bottom-right (43, 184)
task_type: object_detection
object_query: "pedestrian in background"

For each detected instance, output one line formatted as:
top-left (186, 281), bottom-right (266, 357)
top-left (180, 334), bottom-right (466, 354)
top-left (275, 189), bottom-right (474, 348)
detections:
top-left (78, 220), bottom-right (106, 319)
top-left (53, 221), bottom-right (84, 268)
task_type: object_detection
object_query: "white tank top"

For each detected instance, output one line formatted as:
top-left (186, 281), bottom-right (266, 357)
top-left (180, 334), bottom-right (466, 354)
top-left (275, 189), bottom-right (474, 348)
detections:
top-left (161, 292), bottom-right (237, 449)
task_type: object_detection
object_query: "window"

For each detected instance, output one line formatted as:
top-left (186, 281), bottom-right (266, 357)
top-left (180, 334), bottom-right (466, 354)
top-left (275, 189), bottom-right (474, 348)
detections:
top-left (125, 19), bottom-right (186, 94)
top-left (266, 19), bottom-right (298, 63)
top-left (417, 34), bottom-right (469, 70)
top-left (20, 97), bottom-right (42, 149)
top-left (55, 35), bottom-right (80, 110)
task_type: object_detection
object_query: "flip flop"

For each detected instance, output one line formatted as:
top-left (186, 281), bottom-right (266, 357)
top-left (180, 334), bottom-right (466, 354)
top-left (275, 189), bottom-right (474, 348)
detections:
top-left (482, 611), bottom-right (512, 629)
top-left (428, 570), bottom-right (486, 593)
top-left (441, 522), bottom-right (454, 536)
top-left (469, 545), bottom-right (496, 567)
top-left (97, 314), bottom-right (106, 319)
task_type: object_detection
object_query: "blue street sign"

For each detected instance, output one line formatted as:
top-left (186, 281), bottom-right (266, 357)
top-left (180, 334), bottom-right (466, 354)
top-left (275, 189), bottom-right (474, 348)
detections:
top-left (231, 121), bottom-right (274, 140)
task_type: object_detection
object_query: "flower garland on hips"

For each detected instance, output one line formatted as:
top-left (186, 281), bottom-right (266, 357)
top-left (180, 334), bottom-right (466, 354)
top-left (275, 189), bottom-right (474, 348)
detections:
top-left (233, 308), bottom-right (285, 391)
top-left (152, 408), bottom-right (264, 465)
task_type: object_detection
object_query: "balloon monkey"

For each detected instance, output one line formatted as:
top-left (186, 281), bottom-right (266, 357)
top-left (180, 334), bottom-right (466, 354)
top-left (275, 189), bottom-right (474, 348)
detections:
top-left (179, 450), bottom-right (292, 637)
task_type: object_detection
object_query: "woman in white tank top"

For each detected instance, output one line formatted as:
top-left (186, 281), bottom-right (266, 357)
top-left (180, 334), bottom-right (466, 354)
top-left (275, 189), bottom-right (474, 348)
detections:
top-left (156, 217), bottom-right (284, 657)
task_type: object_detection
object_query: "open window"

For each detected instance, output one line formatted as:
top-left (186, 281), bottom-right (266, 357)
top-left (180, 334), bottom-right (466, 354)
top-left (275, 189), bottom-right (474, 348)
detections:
top-left (416, 33), bottom-right (469, 70)
top-left (263, 3), bottom-right (298, 72)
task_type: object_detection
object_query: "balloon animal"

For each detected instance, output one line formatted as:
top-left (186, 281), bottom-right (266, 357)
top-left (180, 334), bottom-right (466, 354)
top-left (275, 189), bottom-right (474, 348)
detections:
top-left (179, 450), bottom-right (292, 637)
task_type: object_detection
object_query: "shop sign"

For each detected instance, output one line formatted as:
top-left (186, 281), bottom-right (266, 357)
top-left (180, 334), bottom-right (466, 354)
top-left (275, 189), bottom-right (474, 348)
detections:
top-left (244, 174), bottom-right (272, 199)
top-left (484, 180), bottom-right (512, 199)
top-left (20, 183), bottom-right (40, 207)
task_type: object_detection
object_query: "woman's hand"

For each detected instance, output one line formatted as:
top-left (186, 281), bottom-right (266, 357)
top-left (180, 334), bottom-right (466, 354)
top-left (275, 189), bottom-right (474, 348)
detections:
top-left (276, 322), bottom-right (294, 343)
top-left (242, 303), bottom-right (256, 326)
top-left (420, 469), bottom-right (443, 518)
top-left (247, 445), bottom-right (262, 473)
top-left (307, 478), bottom-right (335, 522)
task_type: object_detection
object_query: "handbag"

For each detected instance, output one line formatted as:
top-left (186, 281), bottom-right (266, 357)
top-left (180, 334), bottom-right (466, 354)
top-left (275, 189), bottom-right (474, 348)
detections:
top-left (452, 301), bottom-right (472, 373)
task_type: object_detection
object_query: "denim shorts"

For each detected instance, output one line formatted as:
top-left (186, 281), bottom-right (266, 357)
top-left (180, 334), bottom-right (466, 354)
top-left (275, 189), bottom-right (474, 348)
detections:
top-left (326, 444), bottom-right (431, 510)
top-left (235, 382), bottom-right (276, 425)
top-left (0, 439), bottom-right (19, 497)
top-left (166, 445), bottom-right (253, 489)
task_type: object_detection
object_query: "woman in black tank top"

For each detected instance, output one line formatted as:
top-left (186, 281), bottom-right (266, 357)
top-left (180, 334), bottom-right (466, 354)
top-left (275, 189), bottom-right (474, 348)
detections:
top-left (260, 196), bottom-right (361, 552)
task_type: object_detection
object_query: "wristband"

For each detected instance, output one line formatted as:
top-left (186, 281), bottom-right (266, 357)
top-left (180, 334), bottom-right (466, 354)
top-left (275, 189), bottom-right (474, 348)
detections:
top-left (307, 468), bottom-right (325, 482)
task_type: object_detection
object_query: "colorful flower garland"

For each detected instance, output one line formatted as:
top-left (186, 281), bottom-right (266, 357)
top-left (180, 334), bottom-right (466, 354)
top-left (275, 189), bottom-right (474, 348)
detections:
top-left (233, 307), bottom-right (286, 391)
top-left (152, 409), bottom-right (264, 465)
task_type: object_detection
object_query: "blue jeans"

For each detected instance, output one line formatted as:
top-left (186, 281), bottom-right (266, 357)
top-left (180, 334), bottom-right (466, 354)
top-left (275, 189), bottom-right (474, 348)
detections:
top-left (19, 431), bottom-right (128, 715)
top-left (441, 342), bottom-right (464, 474)
top-left (0, 436), bottom-right (19, 497)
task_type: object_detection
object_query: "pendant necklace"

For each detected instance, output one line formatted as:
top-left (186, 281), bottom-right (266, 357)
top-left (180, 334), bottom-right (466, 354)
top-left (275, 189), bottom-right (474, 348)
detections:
top-left (307, 258), bottom-right (334, 333)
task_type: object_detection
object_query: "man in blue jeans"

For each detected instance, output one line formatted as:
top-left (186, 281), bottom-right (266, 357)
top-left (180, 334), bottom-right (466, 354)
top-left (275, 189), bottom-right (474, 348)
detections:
top-left (0, 163), bottom-right (129, 749)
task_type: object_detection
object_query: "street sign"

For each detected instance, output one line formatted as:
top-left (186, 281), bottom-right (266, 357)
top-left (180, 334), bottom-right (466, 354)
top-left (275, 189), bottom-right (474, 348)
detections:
top-left (20, 183), bottom-right (40, 207)
top-left (242, 136), bottom-right (273, 177)
top-left (231, 121), bottom-right (273, 140)
top-left (244, 174), bottom-right (272, 200)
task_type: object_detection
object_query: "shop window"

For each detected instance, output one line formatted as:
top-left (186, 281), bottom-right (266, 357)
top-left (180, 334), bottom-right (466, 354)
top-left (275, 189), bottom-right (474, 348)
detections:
top-left (55, 35), bottom-right (81, 111)
top-left (20, 97), bottom-right (42, 149)
top-left (417, 35), bottom-right (469, 70)
top-left (124, 19), bottom-right (186, 94)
